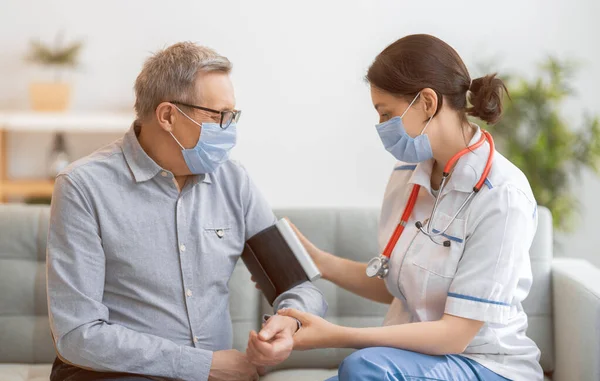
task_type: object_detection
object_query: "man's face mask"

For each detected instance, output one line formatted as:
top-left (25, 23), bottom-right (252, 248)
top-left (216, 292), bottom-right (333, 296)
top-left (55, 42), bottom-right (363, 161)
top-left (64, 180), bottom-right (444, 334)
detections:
top-left (169, 105), bottom-right (237, 174)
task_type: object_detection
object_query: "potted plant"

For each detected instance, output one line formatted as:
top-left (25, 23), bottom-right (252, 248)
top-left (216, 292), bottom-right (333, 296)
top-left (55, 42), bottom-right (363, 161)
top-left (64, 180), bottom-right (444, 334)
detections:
top-left (482, 57), bottom-right (600, 232)
top-left (25, 32), bottom-right (83, 111)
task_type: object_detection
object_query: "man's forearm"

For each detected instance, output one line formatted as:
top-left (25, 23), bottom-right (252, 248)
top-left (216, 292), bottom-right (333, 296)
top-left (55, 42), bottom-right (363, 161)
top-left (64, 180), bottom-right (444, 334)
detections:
top-left (54, 320), bottom-right (213, 381)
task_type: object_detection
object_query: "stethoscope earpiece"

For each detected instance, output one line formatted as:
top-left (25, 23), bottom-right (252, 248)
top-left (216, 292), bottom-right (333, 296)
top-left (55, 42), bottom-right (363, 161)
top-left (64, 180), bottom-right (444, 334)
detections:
top-left (416, 220), bottom-right (452, 247)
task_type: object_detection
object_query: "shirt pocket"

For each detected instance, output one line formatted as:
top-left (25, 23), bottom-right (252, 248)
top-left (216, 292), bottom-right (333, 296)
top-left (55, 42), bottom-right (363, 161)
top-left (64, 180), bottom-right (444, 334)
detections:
top-left (410, 210), bottom-right (466, 278)
top-left (404, 211), bottom-right (466, 320)
top-left (203, 226), bottom-right (233, 241)
top-left (200, 224), bottom-right (242, 278)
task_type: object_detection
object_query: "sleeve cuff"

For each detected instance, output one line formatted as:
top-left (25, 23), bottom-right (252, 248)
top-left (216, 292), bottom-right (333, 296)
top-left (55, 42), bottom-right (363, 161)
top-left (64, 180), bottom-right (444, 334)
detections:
top-left (273, 282), bottom-right (328, 318)
top-left (178, 346), bottom-right (213, 381)
top-left (445, 293), bottom-right (511, 325)
top-left (264, 313), bottom-right (302, 332)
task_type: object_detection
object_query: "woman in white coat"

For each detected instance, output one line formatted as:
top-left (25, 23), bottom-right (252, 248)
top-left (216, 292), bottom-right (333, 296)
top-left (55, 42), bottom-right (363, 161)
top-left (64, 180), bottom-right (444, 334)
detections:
top-left (248, 34), bottom-right (543, 381)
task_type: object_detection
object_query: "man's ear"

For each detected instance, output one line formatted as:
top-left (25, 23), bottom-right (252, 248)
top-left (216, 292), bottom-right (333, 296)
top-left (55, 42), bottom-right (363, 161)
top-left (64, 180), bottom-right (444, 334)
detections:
top-left (419, 88), bottom-right (439, 118)
top-left (155, 102), bottom-right (176, 132)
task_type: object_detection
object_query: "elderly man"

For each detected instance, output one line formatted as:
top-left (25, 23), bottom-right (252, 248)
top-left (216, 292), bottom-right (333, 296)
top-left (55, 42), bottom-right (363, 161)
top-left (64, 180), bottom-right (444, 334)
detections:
top-left (47, 42), bottom-right (327, 381)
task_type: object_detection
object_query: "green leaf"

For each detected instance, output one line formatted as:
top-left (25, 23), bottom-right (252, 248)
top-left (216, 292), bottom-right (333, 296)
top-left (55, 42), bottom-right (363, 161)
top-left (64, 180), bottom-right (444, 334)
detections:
top-left (25, 33), bottom-right (84, 68)
top-left (486, 57), bottom-right (599, 231)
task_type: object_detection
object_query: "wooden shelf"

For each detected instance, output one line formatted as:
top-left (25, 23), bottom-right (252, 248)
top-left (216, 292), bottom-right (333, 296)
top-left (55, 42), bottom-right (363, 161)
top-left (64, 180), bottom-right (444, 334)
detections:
top-left (0, 111), bottom-right (133, 133)
top-left (0, 180), bottom-right (55, 198)
top-left (0, 112), bottom-right (129, 202)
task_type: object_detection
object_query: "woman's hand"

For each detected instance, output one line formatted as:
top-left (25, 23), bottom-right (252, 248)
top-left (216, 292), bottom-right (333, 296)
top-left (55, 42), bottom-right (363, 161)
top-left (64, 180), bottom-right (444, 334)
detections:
top-left (284, 218), bottom-right (329, 278)
top-left (277, 308), bottom-right (346, 350)
top-left (283, 219), bottom-right (394, 305)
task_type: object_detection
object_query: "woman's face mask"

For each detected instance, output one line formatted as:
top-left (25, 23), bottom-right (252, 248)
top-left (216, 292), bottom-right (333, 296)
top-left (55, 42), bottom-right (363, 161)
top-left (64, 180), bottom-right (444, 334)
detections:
top-left (373, 91), bottom-right (434, 163)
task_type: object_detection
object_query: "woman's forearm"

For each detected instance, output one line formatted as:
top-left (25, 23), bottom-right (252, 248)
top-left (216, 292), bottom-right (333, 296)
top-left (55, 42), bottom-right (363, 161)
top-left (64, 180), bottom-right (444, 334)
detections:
top-left (290, 221), bottom-right (392, 304)
top-left (320, 253), bottom-right (393, 304)
top-left (326, 315), bottom-right (483, 356)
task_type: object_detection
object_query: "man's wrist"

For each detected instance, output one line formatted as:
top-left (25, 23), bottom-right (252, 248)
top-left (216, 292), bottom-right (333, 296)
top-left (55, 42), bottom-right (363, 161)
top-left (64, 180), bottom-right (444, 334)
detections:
top-left (283, 315), bottom-right (301, 334)
top-left (263, 314), bottom-right (301, 334)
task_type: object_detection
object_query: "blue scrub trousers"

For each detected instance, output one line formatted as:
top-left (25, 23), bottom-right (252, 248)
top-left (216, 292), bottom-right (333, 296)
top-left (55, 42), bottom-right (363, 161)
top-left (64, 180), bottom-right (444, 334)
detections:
top-left (325, 347), bottom-right (510, 381)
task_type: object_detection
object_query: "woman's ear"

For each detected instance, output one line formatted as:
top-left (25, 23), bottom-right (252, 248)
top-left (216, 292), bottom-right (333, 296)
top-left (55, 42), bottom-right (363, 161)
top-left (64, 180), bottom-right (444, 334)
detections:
top-left (420, 88), bottom-right (439, 118)
top-left (155, 102), bottom-right (176, 132)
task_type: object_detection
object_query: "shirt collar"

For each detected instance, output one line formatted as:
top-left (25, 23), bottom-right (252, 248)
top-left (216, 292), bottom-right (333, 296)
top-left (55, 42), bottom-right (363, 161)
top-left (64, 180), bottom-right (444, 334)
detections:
top-left (201, 173), bottom-right (212, 184)
top-left (408, 125), bottom-right (491, 194)
top-left (122, 123), bottom-right (163, 183)
top-left (122, 122), bottom-right (212, 185)
top-left (444, 125), bottom-right (491, 193)
top-left (408, 158), bottom-right (435, 193)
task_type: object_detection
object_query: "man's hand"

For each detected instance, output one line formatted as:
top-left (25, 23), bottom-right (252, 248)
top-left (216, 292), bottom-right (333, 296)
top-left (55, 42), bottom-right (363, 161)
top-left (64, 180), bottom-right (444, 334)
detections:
top-left (246, 315), bottom-right (297, 367)
top-left (208, 350), bottom-right (263, 381)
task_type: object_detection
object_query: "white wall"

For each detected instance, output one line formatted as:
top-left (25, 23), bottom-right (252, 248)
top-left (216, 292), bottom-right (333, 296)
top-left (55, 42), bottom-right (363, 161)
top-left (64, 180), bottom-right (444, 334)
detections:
top-left (1, 0), bottom-right (599, 264)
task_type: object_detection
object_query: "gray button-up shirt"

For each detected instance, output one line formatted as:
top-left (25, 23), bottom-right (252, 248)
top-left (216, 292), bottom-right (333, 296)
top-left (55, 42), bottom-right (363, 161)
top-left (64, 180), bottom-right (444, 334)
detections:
top-left (46, 125), bottom-right (327, 381)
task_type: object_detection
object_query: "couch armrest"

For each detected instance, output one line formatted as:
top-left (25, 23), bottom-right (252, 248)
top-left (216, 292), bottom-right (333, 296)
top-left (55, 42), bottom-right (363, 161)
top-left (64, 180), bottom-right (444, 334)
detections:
top-left (552, 258), bottom-right (600, 381)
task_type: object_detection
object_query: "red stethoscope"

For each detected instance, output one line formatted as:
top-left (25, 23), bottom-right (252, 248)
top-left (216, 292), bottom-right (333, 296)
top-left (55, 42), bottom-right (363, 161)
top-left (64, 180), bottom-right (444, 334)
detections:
top-left (366, 130), bottom-right (495, 279)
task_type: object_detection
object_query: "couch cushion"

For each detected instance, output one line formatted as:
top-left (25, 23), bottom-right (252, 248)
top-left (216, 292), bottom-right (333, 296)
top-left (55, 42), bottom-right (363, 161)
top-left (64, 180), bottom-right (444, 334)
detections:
top-left (522, 206), bottom-right (554, 372)
top-left (262, 368), bottom-right (337, 381)
top-left (261, 368), bottom-right (553, 381)
top-left (0, 365), bottom-right (553, 381)
top-left (0, 364), bottom-right (52, 381)
top-left (0, 205), bottom-right (55, 364)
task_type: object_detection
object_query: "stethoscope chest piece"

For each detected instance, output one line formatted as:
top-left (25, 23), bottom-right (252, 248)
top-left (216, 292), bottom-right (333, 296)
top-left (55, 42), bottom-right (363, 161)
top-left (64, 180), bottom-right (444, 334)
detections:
top-left (366, 256), bottom-right (390, 279)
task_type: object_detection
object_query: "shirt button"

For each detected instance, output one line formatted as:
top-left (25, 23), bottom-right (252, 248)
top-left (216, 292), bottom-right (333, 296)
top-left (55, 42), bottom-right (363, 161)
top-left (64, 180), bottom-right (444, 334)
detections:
top-left (179, 244), bottom-right (186, 252)
top-left (186, 289), bottom-right (193, 297)
top-left (193, 336), bottom-right (199, 343)
top-left (161, 171), bottom-right (168, 177)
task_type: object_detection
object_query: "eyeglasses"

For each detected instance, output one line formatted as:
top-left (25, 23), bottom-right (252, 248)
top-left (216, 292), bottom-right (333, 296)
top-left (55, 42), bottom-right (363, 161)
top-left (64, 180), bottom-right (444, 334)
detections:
top-left (170, 101), bottom-right (241, 129)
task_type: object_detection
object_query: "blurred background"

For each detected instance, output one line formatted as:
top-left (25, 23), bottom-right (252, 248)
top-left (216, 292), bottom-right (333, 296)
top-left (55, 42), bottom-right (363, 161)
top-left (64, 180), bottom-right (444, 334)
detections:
top-left (0, 0), bottom-right (598, 265)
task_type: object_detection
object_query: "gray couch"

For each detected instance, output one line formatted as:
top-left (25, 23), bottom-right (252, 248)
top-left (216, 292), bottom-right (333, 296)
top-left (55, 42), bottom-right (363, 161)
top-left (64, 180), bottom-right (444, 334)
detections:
top-left (0, 205), bottom-right (599, 381)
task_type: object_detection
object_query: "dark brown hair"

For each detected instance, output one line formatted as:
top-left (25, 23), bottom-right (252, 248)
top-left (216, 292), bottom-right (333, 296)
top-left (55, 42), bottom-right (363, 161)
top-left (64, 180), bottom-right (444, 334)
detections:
top-left (366, 34), bottom-right (507, 125)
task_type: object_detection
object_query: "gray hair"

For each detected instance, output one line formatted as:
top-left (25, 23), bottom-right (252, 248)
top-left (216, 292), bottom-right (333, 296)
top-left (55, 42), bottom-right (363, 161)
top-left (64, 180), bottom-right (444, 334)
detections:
top-left (134, 42), bottom-right (232, 119)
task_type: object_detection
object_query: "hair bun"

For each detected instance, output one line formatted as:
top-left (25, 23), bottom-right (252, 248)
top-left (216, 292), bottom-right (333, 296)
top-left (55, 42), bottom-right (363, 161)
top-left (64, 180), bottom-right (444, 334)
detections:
top-left (467, 74), bottom-right (508, 125)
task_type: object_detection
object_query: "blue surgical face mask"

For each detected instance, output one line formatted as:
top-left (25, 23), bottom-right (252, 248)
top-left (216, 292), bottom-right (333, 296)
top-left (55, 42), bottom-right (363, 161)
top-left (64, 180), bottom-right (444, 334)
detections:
top-left (170, 106), bottom-right (237, 174)
top-left (375, 92), bottom-right (434, 163)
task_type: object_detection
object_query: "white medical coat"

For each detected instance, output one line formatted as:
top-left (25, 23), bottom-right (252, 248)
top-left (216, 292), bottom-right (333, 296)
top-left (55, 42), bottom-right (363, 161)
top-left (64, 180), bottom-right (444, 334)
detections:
top-left (380, 126), bottom-right (543, 381)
